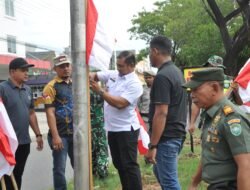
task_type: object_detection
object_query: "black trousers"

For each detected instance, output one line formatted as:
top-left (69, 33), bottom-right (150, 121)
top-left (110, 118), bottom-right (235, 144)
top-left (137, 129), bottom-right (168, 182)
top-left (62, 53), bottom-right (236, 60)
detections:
top-left (1, 144), bottom-right (30, 190)
top-left (108, 128), bottom-right (142, 190)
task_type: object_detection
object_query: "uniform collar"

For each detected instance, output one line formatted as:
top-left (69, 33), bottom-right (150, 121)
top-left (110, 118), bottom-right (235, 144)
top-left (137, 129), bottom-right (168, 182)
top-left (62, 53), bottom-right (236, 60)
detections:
top-left (206, 97), bottom-right (227, 118)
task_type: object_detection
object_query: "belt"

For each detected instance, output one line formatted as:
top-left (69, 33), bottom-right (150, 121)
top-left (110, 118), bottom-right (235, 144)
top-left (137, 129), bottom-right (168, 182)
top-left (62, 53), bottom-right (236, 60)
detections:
top-left (207, 180), bottom-right (237, 190)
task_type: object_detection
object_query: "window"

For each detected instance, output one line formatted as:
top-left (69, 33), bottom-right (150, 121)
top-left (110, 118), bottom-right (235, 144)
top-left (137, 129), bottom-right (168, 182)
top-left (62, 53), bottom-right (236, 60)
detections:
top-left (7, 35), bottom-right (16, 53)
top-left (5, 0), bottom-right (15, 17)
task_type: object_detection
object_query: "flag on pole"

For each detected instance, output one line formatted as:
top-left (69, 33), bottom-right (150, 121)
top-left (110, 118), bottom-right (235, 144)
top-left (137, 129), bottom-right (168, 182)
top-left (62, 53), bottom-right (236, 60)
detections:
top-left (86, 0), bottom-right (113, 71)
top-left (235, 58), bottom-right (250, 113)
top-left (135, 108), bottom-right (149, 155)
top-left (0, 98), bottom-right (18, 178)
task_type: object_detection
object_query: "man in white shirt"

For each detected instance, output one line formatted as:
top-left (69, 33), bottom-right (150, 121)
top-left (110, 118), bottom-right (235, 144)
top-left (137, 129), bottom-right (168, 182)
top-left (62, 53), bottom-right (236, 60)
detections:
top-left (90, 51), bottom-right (143, 190)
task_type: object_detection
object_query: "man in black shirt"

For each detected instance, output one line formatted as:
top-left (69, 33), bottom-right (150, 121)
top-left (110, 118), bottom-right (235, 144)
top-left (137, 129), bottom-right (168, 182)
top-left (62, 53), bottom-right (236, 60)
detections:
top-left (145, 36), bottom-right (187, 190)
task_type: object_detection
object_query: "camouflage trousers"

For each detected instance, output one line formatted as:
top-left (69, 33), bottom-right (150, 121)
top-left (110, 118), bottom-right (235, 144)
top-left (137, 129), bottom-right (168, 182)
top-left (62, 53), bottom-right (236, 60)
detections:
top-left (91, 125), bottom-right (109, 178)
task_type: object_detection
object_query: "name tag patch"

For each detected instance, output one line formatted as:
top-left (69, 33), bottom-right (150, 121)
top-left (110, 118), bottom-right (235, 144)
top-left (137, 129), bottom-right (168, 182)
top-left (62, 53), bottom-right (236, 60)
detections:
top-left (227, 118), bottom-right (241, 125)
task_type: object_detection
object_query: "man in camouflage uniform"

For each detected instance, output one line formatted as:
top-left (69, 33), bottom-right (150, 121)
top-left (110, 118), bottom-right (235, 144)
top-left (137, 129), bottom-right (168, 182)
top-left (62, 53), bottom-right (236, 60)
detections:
top-left (183, 68), bottom-right (250, 190)
top-left (90, 90), bottom-right (109, 178)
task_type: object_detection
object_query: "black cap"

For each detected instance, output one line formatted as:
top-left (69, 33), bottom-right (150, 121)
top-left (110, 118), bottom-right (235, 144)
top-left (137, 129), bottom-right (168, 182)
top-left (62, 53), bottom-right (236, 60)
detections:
top-left (9, 58), bottom-right (34, 70)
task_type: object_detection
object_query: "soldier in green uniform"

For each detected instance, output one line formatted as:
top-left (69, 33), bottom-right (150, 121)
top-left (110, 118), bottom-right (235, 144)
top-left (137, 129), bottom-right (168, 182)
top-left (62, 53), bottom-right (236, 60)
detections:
top-left (90, 90), bottom-right (109, 178)
top-left (183, 68), bottom-right (250, 190)
top-left (188, 55), bottom-right (242, 133)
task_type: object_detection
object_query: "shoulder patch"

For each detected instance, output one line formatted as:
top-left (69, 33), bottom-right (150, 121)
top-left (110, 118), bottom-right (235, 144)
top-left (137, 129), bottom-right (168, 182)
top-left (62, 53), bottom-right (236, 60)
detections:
top-left (227, 118), bottom-right (241, 125)
top-left (223, 105), bottom-right (234, 116)
top-left (229, 123), bottom-right (242, 136)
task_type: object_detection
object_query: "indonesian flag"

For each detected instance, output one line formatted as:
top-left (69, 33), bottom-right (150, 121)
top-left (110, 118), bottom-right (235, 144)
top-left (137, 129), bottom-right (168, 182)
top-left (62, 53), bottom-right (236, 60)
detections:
top-left (235, 58), bottom-right (250, 113)
top-left (136, 108), bottom-right (149, 155)
top-left (0, 98), bottom-right (18, 178)
top-left (86, 0), bottom-right (113, 71)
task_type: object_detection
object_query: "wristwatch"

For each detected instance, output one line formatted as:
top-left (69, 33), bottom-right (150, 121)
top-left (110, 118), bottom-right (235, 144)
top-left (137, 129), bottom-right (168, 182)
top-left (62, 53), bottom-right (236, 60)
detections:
top-left (148, 143), bottom-right (158, 150)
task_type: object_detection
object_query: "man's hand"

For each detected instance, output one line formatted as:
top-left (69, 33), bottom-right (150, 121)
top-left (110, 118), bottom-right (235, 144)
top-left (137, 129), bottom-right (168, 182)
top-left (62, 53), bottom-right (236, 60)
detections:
top-left (52, 135), bottom-right (64, 151)
top-left (145, 148), bottom-right (157, 164)
top-left (90, 80), bottom-right (102, 94)
top-left (188, 123), bottom-right (196, 134)
top-left (36, 136), bottom-right (43, 151)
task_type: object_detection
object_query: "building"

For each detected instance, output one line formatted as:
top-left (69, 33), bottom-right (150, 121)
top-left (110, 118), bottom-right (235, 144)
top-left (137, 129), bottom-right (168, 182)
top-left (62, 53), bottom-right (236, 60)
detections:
top-left (0, 0), bottom-right (57, 108)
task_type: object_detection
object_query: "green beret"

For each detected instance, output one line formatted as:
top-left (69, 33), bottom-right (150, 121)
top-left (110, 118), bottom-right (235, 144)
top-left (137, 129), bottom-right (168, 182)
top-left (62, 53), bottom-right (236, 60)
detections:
top-left (182, 67), bottom-right (224, 89)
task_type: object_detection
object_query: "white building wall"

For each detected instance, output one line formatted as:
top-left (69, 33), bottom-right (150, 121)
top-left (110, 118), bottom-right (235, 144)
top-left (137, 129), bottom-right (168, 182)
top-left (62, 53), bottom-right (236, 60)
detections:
top-left (0, 0), bottom-right (26, 57)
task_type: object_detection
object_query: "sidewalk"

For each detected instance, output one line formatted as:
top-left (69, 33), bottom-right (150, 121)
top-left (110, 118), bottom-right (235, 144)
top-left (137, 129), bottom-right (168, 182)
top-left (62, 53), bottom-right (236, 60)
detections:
top-left (29, 111), bottom-right (48, 141)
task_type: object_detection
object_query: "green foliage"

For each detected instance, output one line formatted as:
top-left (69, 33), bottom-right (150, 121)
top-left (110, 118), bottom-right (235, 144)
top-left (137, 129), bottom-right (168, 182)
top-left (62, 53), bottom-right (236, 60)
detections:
top-left (136, 48), bottom-right (149, 62)
top-left (93, 164), bottom-right (121, 190)
top-left (129, 0), bottom-right (246, 67)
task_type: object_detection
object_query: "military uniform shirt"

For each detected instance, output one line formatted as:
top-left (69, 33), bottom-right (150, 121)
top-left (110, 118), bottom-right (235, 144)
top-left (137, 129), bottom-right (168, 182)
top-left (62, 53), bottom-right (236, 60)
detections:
top-left (138, 85), bottom-right (151, 115)
top-left (201, 97), bottom-right (250, 184)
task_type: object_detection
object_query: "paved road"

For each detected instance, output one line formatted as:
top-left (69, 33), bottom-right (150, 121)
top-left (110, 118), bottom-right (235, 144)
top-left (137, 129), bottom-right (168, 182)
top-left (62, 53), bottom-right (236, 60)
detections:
top-left (22, 112), bottom-right (73, 190)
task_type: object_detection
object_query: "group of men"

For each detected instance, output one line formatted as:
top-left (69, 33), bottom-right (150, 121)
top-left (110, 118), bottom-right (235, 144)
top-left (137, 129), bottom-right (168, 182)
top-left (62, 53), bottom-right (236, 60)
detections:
top-left (90, 35), bottom-right (250, 190)
top-left (90, 36), bottom-right (188, 190)
top-left (0, 34), bottom-right (250, 190)
top-left (0, 55), bottom-right (75, 190)
top-left (0, 55), bottom-right (108, 190)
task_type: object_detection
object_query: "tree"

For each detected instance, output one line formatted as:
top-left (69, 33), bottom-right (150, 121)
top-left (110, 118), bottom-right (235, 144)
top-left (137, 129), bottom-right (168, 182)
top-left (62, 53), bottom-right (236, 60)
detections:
top-left (129, 0), bottom-right (226, 67)
top-left (129, 0), bottom-right (250, 75)
top-left (202, 0), bottom-right (250, 76)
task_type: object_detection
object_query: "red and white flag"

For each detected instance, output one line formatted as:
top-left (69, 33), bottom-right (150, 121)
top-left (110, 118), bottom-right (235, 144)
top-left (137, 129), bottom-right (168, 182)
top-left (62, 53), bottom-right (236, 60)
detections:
top-left (0, 98), bottom-right (18, 178)
top-left (86, 0), bottom-right (113, 71)
top-left (235, 58), bottom-right (250, 113)
top-left (136, 108), bottom-right (149, 155)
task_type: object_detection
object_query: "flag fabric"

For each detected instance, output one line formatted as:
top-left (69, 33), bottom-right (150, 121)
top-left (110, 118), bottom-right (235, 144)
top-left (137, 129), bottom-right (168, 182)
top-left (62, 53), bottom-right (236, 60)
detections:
top-left (235, 58), bottom-right (250, 113)
top-left (0, 98), bottom-right (18, 178)
top-left (86, 0), bottom-right (113, 71)
top-left (135, 108), bottom-right (149, 155)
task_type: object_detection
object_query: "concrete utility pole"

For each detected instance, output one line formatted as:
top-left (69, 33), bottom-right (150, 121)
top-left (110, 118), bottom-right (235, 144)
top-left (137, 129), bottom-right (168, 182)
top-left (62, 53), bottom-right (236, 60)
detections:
top-left (70, 0), bottom-right (92, 189)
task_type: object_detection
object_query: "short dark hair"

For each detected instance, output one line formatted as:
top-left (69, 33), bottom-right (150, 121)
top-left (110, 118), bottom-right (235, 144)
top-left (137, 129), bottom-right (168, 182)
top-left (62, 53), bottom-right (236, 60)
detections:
top-left (150, 36), bottom-right (172, 55)
top-left (117, 51), bottom-right (136, 67)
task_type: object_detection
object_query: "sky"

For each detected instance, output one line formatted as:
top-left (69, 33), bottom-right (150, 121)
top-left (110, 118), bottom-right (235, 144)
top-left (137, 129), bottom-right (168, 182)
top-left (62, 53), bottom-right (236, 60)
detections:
top-left (18, 0), bottom-right (156, 53)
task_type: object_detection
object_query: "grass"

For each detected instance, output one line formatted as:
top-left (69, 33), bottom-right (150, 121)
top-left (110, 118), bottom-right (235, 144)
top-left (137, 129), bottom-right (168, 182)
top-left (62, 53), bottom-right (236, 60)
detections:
top-left (66, 131), bottom-right (207, 190)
